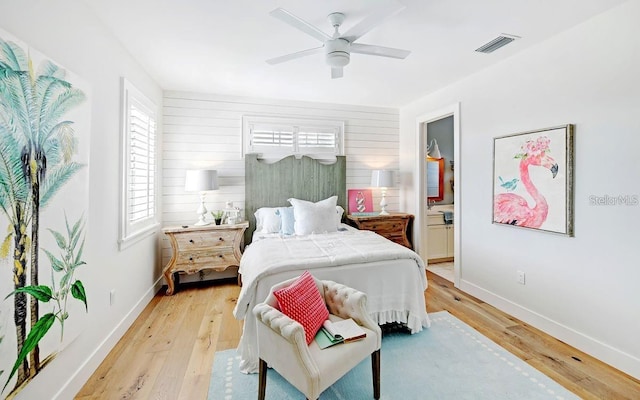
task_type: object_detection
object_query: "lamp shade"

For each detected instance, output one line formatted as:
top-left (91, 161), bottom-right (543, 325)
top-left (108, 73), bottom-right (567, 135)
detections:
top-left (370, 170), bottom-right (395, 188)
top-left (428, 139), bottom-right (442, 159)
top-left (185, 169), bottom-right (219, 192)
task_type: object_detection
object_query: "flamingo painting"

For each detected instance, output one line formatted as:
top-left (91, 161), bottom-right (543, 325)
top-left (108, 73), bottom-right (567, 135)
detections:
top-left (493, 136), bottom-right (559, 228)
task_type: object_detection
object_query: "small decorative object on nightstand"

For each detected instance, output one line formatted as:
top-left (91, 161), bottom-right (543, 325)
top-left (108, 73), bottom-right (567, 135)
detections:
top-left (162, 221), bottom-right (248, 295)
top-left (347, 213), bottom-right (414, 249)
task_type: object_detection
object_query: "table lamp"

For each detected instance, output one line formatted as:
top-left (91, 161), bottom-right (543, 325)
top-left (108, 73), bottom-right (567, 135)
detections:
top-left (185, 169), bottom-right (219, 226)
top-left (371, 170), bottom-right (395, 215)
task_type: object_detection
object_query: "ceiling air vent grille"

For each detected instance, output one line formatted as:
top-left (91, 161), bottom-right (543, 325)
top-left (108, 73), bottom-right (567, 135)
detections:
top-left (475, 34), bottom-right (519, 53)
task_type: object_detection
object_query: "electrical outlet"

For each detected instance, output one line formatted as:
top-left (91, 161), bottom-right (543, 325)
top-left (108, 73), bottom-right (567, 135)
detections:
top-left (517, 271), bottom-right (526, 285)
top-left (110, 289), bottom-right (116, 306)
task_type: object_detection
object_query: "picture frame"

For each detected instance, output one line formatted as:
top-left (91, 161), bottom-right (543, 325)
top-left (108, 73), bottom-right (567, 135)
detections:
top-left (492, 124), bottom-right (574, 236)
top-left (347, 189), bottom-right (374, 215)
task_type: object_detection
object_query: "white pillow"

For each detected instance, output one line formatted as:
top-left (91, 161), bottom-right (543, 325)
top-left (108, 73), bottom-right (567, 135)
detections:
top-left (335, 205), bottom-right (345, 226)
top-left (254, 207), bottom-right (281, 233)
top-left (288, 196), bottom-right (339, 235)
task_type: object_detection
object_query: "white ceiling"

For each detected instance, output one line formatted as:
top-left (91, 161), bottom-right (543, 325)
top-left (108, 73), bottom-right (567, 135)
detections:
top-left (82, 0), bottom-right (625, 108)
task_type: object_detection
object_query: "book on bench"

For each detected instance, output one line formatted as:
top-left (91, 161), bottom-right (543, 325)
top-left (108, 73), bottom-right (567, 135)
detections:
top-left (315, 318), bottom-right (367, 349)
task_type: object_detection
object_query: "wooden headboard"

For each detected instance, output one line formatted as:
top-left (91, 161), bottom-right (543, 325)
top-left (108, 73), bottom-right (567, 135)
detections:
top-left (244, 154), bottom-right (347, 244)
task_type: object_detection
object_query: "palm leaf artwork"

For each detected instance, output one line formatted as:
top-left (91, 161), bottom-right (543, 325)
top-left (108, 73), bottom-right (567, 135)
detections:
top-left (0, 33), bottom-right (87, 395)
top-left (0, 35), bottom-right (35, 389)
top-left (2, 215), bottom-right (88, 392)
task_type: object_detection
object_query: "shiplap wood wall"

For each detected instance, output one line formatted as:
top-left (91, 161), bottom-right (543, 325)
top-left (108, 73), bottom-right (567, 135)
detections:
top-left (161, 91), bottom-right (400, 274)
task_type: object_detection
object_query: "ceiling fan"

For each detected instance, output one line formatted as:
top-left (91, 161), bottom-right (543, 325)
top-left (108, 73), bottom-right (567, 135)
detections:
top-left (266, 4), bottom-right (411, 79)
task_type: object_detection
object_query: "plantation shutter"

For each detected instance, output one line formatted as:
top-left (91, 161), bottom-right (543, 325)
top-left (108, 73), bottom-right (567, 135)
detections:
top-left (119, 78), bottom-right (159, 250)
top-left (244, 116), bottom-right (343, 160)
top-left (297, 126), bottom-right (338, 154)
top-left (128, 100), bottom-right (156, 223)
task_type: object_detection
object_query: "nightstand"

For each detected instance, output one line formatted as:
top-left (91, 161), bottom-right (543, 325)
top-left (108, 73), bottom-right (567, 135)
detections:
top-left (346, 213), bottom-right (414, 249)
top-left (162, 221), bottom-right (248, 295)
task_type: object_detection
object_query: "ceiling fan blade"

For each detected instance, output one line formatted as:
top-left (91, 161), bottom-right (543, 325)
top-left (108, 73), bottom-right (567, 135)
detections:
top-left (341, 3), bottom-right (405, 43)
top-left (350, 43), bottom-right (411, 59)
top-left (270, 8), bottom-right (331, 43)
top-left (331, 67), bottom-right (344, 79)
top-left (266, 46), bottom-right (323, 65)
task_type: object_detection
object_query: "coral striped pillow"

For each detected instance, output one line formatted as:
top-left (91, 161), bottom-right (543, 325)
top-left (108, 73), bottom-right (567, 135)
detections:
top-left (274, 271), bottom-right (329, 344)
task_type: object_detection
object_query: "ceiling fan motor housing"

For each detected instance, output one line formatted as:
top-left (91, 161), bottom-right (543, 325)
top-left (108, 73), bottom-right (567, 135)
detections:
top-left (325, 38), bottom-right (350, 67)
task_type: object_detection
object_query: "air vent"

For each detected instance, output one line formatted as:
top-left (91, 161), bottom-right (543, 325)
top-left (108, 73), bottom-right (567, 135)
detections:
top-left (475, 34), bottom-right (520, 53)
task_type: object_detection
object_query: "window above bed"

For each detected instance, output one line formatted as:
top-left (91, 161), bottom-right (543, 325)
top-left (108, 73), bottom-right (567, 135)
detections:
top-left (243, 115), bottom-right (344, 161)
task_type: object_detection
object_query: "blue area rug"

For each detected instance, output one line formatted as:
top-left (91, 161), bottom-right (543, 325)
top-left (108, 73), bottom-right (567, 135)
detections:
top-left (209, 311), bottom-right (579, 399)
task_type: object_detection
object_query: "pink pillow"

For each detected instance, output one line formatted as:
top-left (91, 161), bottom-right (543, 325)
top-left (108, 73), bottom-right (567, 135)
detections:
top-left (274, 271), bottom-right (329, 344)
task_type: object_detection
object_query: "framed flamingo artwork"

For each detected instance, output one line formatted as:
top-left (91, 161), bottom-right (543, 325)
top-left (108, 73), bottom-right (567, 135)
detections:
top-left (492, 124), bottom-right (575, 236)
top-left (348, 189), bottom-right (374, 215)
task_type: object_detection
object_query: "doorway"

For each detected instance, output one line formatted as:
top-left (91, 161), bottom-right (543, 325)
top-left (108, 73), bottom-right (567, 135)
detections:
top-left (415, 104), bottom-right (460, 286)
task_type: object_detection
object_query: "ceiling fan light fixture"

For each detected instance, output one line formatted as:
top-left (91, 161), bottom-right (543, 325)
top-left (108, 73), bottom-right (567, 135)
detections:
top-left (326, 52), bottom-right (350, 67)
top-left (325, 38), bottom-right (350, 67)
top-left (267, 6), bottom-right (410, 76)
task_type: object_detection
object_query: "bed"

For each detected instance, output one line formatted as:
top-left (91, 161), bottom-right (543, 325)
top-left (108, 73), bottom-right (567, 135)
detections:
top-left (233, 154), bottom-right (430, 373)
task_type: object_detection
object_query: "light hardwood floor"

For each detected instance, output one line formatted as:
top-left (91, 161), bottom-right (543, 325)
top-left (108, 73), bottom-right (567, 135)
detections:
top-left (76, 272), bottom-right (640, 399)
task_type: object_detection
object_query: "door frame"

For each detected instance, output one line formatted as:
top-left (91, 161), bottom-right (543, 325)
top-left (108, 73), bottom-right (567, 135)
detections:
top-left (415, 103), bottom-right (461, 286)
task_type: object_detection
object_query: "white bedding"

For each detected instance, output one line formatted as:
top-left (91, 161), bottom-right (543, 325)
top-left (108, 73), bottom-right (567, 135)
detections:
top-left (233, 226), bottom-right (430, 373)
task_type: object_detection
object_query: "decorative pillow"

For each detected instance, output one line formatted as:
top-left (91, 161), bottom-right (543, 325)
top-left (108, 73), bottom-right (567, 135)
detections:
top-left (254, 207), bottom-right (281, 233)
top-left (335, 205), bottom-right (345, 226)
top-left (288, 196), bottom-right (339, 235)
top-left (274, 271), bottom-right (329, 344)
top-left (278, 206), bottom-right (295, 235)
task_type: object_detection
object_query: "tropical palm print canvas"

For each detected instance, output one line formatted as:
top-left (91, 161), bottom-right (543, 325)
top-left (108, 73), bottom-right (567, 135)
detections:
top-left (0, 29), bottom-right (90, 398)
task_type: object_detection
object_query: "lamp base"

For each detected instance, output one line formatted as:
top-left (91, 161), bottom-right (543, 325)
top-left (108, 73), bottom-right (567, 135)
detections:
top-left (379, 190), bottom-right (389, 215)
top-left (194, 192), bottom-right (209, 226)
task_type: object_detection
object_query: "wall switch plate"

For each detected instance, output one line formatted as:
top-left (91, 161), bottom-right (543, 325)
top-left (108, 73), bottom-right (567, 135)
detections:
top-left (110, 289), bottom-right (116, 306)
top-left (517, 271), bottom-right (526, 285)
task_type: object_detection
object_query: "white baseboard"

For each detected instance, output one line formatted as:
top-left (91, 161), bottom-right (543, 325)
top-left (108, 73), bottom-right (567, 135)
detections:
top-left (53, 276), bottom-right (164, 399)
top-left (459, 279), bottom-right (640, 380)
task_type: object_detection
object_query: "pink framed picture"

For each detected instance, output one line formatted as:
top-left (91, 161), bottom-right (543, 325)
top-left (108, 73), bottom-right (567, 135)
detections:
top-left (348, 189), bottom-right (373, 214)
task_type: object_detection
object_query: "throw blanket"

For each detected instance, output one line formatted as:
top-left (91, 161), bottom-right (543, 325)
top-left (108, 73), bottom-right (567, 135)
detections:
top-left (233, 229), bottom-right (426, 320)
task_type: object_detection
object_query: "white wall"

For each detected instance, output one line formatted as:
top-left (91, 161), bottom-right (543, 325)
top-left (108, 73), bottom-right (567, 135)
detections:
top-left (161, 92), bottom-right (400, 274)
top-left (400, 0), bottom-right (640, 379)
top-left (0, 1), bottom-right (163, 398)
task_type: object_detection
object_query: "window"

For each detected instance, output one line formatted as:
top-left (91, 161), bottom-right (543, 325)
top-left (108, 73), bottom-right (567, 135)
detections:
top-left (243, 116), bottom-right (344, 160)
top-left (119, 78), bottom-right (159, 250)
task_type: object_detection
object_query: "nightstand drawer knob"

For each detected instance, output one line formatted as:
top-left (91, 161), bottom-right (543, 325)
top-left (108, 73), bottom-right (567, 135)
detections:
top-left (218, 237), bottom-right (224, 241)
top-left (189, 257), bottom-right (193, 261)
top-left (189, 239), bottom-right (194, 243)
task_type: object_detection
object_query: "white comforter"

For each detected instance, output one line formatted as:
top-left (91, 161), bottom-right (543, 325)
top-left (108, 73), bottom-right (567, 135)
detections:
top-left (233, 228), bottom-right (430, 373)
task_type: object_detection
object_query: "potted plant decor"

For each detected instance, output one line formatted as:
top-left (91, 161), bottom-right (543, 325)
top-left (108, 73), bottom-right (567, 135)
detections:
top-left (211, 210), bottom-right (224, 225)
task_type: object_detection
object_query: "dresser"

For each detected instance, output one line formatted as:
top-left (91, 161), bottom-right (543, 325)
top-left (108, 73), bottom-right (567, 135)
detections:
top-left (346, 213), bottom-right (414, 249)
top-left (162, 222), bottom-right (248, 295)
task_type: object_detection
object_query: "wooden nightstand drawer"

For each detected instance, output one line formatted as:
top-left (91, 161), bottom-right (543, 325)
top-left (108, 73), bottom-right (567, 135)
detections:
top-left (382, 233), bottom-right (405, 244)
top-left (174, 230), bottom-right (237, 250)
top-left (176, 249), bottom-right (238, 273)
top-left (359, 220), bottom-right (405, 234)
